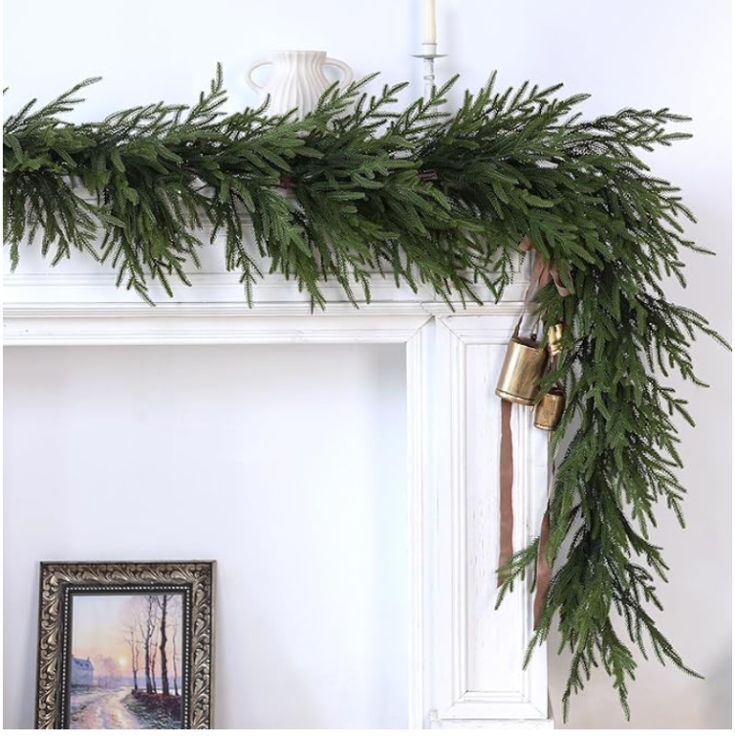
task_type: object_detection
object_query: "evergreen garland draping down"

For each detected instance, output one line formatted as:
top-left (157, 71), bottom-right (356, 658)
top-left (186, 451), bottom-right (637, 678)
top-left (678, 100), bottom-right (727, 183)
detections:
top-left (3, 67), bottom-right (728, 719)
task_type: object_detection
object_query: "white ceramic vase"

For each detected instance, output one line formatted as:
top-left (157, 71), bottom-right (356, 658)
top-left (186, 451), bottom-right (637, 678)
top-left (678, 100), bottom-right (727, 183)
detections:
top-left (246, 50), bottom-right (353, 119)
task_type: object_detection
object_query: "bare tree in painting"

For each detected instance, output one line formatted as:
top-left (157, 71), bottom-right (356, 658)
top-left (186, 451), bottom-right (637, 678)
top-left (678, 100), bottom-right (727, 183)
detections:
top-left (168, 596), bottom-right (182, 698)
top-left (157, 594), bottom-right (170, 696)
top-left (171, 619), bottom-right (180, 698)
top-left (150, 628), bottom-right (158, 694)
top-left (124, 625), bottom-right (140, 692)
top-left (138, 595), bottom-right (157, 694)
top-left (118, 593), bottom-right (183, 718)
top-left (122, 596), bottom-right (148, 693)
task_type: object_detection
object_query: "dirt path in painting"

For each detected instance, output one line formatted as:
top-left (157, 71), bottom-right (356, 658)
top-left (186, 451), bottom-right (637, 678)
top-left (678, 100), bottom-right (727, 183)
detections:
top-left (70, 687), bottom-right (142, 729)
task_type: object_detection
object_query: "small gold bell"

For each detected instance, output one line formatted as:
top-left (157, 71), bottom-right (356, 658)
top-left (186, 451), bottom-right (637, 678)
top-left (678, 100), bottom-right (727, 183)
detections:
top-left (533, 323), bottom-right (567, 431)
top-left (496, 328), bottom-right (548, 405)
top-left (534, 388), bottom-right (566, 431)
top-left (547, 323), bottom-right (565, 356)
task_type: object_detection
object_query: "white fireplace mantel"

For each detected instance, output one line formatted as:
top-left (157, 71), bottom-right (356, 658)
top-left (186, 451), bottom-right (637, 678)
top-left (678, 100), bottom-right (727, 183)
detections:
top-left (3, 246), bottom-right (552, 729)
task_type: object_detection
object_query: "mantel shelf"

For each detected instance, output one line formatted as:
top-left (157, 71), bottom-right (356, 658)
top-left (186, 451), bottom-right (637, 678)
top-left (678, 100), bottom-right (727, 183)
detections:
top-left (3, 232), bottom-right (531, 315)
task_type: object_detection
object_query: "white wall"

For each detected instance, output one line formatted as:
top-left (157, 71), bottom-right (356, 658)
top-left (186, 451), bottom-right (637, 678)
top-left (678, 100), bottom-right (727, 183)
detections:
top-left (3, 0), bottom-right (731, 729)
top-left (3, 344), bottom-right (408, 729)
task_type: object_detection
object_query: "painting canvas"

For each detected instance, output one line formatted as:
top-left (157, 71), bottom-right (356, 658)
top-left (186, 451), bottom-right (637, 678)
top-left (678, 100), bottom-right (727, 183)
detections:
top-left (35, 561), bottom-right (214, 729)
top-left (68, 593), bottom-right (184, 729)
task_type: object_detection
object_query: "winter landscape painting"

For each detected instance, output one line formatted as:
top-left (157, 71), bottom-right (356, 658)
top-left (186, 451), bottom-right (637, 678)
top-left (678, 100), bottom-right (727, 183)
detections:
top-left (36, 561), bottom-right (213, 729)
top-left (67, 592), bottom-right (185, 729)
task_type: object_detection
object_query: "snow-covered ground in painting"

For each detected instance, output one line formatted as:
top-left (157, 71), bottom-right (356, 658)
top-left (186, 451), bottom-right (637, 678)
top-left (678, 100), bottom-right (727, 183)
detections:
top-left (69, 686), bottom-right (182, 729)
top-left (69, 687), bottom-right (142, 729)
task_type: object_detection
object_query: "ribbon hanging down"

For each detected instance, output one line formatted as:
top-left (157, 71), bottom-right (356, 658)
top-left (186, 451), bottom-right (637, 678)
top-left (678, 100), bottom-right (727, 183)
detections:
top-left (495, 240), bottom-right (570, 606)
top-left (497, 399), bottom-right (515, 587)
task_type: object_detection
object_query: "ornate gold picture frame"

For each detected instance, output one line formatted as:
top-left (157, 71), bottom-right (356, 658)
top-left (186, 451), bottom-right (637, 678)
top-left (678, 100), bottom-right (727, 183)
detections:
top-left (35, 561), bottom-right (214, 729)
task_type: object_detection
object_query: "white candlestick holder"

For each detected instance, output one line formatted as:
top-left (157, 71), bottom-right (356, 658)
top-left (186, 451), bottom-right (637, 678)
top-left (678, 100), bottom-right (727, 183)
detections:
top-left (413, 42), bottom-right (447, 99)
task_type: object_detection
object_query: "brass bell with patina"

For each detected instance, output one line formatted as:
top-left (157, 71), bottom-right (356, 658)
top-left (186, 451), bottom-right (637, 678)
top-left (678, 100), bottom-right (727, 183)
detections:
top-left (534, 388), bottom-right (566, 431)
top-left (547, 323), bottom-right (565, 356)
top-left (533, 323), bottom-right (567, 431)
top-left (495, 320), bottom-right (548, 405)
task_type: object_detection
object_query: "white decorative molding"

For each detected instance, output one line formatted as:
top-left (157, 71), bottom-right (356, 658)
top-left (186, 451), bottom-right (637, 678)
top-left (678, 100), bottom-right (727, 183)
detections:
top-left (429, 313), bottom-right (550, 727)
top-left (2, 302), bottom-right (434, 346)
top-left (406, 321), bottom-right (432, 728)
top-left (3, 256), bottom-right (550, 729)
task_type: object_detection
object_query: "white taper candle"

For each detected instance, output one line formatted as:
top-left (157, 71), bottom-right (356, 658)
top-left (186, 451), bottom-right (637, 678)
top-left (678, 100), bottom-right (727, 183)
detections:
top-left (423, 0), bottom-right (437, 44)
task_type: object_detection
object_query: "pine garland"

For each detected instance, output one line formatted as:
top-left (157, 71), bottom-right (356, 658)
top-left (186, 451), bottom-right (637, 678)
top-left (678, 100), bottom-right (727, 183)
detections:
top-left (3, 67), bottom-right (728, 720)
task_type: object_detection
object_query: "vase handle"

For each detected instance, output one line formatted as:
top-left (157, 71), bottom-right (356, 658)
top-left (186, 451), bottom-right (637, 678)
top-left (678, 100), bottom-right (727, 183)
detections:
top-left (324, 58), bottom-right (354, 87)
top-left (246, 60), bottom-right (272, 92)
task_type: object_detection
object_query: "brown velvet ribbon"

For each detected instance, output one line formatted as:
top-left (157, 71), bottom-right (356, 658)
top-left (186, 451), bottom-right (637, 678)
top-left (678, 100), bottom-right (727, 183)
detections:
top-left (519, 236), bottom-right (572, 298)
top-left (497, 399), bottom-right (514, 585)
top-left (497, 239), bottom-right (569, 592)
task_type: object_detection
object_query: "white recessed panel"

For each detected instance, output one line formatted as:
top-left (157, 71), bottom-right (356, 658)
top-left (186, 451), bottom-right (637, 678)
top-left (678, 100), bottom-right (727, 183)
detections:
top-left (3, 344), bottom-right (408, 729)
top-left (465, 343), bottom-right (525, 695)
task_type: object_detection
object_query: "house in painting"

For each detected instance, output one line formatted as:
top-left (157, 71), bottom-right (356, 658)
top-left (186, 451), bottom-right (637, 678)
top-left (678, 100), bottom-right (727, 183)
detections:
top-left (71, 656), bottom-right (95, 687)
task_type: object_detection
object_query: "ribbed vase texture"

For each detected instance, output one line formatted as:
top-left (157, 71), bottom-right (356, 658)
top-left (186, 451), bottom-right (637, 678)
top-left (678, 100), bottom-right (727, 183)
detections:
top-left (247, 51), bottom-right (353, 119)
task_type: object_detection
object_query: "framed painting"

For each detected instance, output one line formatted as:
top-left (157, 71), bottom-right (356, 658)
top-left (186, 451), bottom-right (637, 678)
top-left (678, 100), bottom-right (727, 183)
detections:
top-left (35, 561), bottom-right (215, 729)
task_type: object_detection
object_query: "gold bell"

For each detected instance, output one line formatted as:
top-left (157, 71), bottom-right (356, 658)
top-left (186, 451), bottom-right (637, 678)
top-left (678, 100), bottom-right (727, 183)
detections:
top-left (534, 323), bottom-right (566, 431)
top-left (496, 324), bottom-right (548, 405)
top-left (534, 388), bottom-right (566, 431)
top-left (547, 323), bottom-right (565, 356)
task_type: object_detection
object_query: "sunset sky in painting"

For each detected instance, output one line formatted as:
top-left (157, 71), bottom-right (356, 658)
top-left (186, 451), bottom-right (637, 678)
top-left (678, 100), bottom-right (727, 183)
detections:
top-left (71, 593), bottom-right (183, 680)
